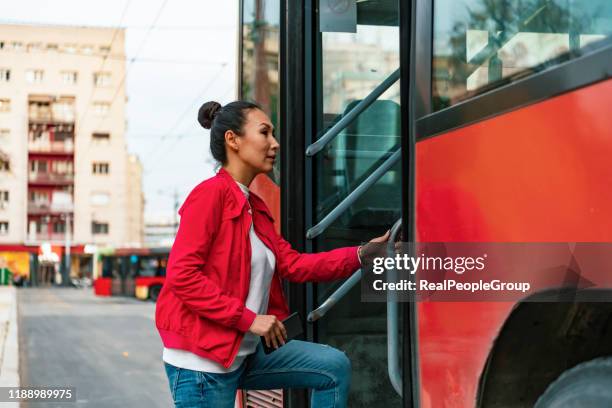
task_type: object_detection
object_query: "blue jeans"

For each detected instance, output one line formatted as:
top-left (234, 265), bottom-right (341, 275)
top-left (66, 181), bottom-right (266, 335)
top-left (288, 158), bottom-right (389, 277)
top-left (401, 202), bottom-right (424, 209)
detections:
top-left (164, 340), bottom-right (351, 407)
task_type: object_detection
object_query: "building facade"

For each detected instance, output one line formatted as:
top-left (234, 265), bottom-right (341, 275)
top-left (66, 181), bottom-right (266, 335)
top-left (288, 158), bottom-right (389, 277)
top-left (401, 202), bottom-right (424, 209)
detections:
top-left (0, 23), bottom-right (144, 281)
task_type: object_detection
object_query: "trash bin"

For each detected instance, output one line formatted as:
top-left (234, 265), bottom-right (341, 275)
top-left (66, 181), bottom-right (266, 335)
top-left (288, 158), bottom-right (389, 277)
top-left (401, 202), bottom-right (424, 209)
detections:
top-left (0, 267), bottom-right (12, 285)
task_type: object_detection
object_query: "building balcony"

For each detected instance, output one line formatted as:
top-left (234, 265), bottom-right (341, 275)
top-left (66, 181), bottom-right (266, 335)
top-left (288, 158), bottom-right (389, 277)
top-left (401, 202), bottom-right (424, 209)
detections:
top-left (28, 111), bottom-right (75, 124)
top-left (28, 172), bottom-right (74, 185)
top-left (26, 232), bottom-right (71, 244)
top-left (27, 201), bottom-right (74, 215)
top-left (28, 139), bottom-right (74, 154)
top-left (28, 109), bottom-right (53, 122)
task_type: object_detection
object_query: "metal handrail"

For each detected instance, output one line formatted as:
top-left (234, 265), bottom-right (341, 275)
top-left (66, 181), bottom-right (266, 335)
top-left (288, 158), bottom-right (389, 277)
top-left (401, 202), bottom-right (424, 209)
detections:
top-left (387, 218), bottom-right (403, 396)
top-left (306, 149), bottom-right (400, 239)
top-left (306, 217), bottom-right (404, 397)
top-left (305, 68), bottom-right (400, 157)
top-left (307, 269), bottom-right (362, 322)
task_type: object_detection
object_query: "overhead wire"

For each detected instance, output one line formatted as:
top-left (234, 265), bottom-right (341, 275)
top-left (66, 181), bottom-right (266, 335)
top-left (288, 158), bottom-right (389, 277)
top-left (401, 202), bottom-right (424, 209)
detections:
top-left (79, 0), bottom-right (170, 162)
top-left (140, 63), bottom-right (231, 170)
top-left (74, 0), bottom-right (132, 137)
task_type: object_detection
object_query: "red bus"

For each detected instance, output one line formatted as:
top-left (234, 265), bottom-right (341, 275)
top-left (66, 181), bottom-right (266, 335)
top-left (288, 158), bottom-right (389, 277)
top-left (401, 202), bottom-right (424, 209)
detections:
top-left (95, 247), bottom-right (169, 301)
top-left (238, 0), bottom-right (612, 406)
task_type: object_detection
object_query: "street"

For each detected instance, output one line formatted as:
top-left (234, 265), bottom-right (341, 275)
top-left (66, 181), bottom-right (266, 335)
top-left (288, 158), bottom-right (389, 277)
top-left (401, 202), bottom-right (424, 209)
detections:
top-left (18, 288), bottom-right (172, 407)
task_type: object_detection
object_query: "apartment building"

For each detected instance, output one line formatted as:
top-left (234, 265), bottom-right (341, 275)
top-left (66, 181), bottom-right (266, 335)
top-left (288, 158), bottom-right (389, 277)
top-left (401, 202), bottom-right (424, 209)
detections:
top-left (0, 23), bottom-right (144, 280)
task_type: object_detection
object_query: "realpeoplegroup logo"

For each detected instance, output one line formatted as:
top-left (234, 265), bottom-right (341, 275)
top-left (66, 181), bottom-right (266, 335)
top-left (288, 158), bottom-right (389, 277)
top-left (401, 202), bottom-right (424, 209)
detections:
top-left (360, 242), bottom-right (611, 302)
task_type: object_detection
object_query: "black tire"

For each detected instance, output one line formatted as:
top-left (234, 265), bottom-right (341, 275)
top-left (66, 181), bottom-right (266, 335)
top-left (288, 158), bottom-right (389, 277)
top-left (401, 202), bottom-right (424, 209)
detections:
top-left (535, 357), bottom-right (612, 408)
top-left (149, 285), bottom-right (162, 302)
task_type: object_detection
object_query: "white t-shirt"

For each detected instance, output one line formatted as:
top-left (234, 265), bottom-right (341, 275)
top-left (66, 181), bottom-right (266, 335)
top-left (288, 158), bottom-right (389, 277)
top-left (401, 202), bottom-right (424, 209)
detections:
top-left (163, 180), bottom-right (276, 372)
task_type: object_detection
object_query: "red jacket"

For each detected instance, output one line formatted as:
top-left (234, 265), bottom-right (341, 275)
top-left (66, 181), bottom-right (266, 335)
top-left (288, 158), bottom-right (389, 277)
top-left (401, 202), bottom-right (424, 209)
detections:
top-left (155, 167), bottom-right (361, 368)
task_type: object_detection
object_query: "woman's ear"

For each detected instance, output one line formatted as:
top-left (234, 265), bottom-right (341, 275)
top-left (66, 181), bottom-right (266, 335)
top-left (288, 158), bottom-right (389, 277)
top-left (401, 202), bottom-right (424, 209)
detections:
top-left (225, 129), bottom-right (239, 152)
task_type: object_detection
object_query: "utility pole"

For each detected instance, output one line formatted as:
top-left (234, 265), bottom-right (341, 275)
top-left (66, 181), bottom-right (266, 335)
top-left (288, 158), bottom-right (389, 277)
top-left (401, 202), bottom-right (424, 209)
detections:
top-left (63, 212), bottom-right (71, 286)
top-left (156, 188), bottom-right (181, 237)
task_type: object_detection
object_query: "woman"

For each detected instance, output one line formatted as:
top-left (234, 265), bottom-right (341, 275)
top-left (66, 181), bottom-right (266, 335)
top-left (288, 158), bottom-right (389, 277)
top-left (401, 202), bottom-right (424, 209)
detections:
top-left (155, 100), bottom-right (389, 408)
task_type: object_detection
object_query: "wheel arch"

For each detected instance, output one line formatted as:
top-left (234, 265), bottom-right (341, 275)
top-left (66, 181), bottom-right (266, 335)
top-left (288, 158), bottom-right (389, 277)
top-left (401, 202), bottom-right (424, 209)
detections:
top-left (477, 289), bottom-right (612, 407)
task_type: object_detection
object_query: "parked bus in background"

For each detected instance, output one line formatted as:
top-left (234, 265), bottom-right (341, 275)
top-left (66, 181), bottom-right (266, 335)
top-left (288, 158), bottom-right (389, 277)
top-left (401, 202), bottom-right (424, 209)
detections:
top-left (94, 247), bottom-right (169, 301)
top-left (238, 0), bottom-right (612, 407)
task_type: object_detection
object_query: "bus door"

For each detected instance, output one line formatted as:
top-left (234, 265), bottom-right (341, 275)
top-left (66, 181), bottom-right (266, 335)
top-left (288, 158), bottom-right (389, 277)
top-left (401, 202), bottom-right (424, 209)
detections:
top-left (303, 1), bottom-right (404, 406)
top-left (107, 255), bottom-right (135, 297)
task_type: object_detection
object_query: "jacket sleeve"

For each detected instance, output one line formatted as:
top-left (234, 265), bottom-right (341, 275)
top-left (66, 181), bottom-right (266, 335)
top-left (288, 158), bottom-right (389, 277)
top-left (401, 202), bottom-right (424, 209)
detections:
top-left (164, 185), bottom-right (256, 332)
top-left (274, 233), bottom-right (361, 283)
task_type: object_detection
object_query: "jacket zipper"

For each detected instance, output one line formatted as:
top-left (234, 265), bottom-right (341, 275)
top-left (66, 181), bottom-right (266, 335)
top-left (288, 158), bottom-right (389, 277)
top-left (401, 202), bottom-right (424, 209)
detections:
top-left (227, 206), bottom-right (252, 368)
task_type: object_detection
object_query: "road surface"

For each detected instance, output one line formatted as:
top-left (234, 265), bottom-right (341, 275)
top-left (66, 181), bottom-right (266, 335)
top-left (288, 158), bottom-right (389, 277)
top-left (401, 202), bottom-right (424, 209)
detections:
top-left (18, 287), bottom-right (172, 407)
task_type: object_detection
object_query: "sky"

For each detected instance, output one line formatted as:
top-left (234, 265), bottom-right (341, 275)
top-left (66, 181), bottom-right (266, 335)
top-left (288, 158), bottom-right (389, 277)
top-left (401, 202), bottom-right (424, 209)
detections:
top-left (1, 0), bottom-right (238, 220)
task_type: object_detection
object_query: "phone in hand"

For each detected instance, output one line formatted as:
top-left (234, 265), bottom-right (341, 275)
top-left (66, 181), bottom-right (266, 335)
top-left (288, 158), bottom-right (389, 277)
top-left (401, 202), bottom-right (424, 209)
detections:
top-left (260, 312), bottom-right (303, 354)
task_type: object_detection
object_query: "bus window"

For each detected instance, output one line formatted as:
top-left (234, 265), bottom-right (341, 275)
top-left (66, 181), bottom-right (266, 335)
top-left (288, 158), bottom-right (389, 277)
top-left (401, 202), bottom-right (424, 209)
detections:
top-left (241, 0), bottom-right (281, 184)
top-left (101, 256), bottom-right (114, 278)
top-left (432, 0), bottom-right (612, 111)
top-left (159, 257), bottom-right (167, 277)
top-left (138, 257), bottom-right (159, 277)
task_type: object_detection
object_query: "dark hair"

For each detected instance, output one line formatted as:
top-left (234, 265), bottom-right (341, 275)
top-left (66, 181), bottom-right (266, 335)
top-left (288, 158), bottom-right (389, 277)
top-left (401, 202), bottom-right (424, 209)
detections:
top-left (198, 100), bottom-right (261, 164)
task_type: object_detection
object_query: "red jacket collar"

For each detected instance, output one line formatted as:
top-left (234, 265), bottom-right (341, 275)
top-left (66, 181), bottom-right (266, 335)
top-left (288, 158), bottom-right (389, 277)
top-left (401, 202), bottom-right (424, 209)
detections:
top-left (216, 167), bottom-right (275, 222)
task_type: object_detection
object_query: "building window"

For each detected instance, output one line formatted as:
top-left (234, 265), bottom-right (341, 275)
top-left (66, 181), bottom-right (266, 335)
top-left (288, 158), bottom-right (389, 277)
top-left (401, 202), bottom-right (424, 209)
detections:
top-left (11, 42), bottom-right (23, 51)
top-left (99, 45), bottom-right (111, 54)
top-left (93, 102), bottom-right (110, 116)
top-left (53, 222), bottom-right (66, 234)
top-left (46, 43), bottom-right (58, 51)
top-left (30, 190), bottom-right (47, 204)
top-left (52, 99), bottom-right (75, 122)
top-left (25, 69), bottom-right (44, 84)
top-left (52, 160), bottom-right (73, 175)
top-left (0, 42), bottom-right (4, 50)
top-left (26, 43), bottom-right (42, 52)
top-left (63, 43), bottom-right (77, 54)
top-left (93, 72), bottom-right (111, 87)
top-left (92, 162), bottom-right (110, 174)
top-left (0, 129), bottom-right (8, 144)
top-left (30, 160), bottom-right (48, 173)
top-left (0, 191), bottom-right (8, 209)
top-left (0, 221), bottom-right (8, 235)
top-left (61, 71), bottom-right (77, 85)
top-left (91, 191), bottom-right (110, 206)
top-left (92, 221), bottom-right (109, 235)
top-left (0, 158), bottom-right (9, 172)
top-left (0, 69), bottom-right (10, 82)
top-left (92, 132), bottom-right (110, 141)
top-left (82, 45), bottom-right (94, 55)
top-left (0, 99), bottom-right (9, 112)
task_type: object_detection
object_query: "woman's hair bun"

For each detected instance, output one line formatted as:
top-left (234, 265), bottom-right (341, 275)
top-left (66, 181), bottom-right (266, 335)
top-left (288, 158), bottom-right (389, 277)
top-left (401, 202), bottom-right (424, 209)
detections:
top-left (198, 101), bottom-right (222, 129)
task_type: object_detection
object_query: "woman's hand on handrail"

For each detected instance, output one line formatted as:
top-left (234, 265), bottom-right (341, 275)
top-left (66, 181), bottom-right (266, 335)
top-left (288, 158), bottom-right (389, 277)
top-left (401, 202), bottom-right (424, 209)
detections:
top-left (248, 315), bottom-right (288, 350)
top-left (358, 229), bottom-right (391, 262)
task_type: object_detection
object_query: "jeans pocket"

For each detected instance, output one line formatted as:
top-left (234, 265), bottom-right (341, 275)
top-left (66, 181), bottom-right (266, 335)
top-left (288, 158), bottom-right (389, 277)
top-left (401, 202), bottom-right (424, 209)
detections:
top-left (198, 371), bottom-right (230, 389)
top-left (198, 370), bottom-right (242, 407)
top-left (164, 363), bottom-right (182, 401)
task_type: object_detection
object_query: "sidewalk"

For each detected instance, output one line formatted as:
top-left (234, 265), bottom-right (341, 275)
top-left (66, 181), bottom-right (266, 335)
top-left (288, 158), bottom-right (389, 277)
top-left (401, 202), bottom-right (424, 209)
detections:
top-left (0, 286), bottom-right (19, 407)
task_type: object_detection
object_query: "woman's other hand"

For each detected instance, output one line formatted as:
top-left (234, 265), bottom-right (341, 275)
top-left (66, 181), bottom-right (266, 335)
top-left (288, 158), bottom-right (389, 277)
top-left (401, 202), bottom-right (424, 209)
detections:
top-left (248, 315), bottom-right (288, 349)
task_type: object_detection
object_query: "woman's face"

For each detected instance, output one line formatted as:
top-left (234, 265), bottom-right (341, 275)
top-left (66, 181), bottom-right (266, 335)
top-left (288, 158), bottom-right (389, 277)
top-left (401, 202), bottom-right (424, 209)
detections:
top-left (232, 108), bottom-right (279, 174)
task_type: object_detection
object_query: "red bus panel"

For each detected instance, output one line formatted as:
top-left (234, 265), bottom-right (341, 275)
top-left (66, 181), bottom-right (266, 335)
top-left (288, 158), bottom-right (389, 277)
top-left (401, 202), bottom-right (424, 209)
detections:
top-left (416, 79), bottom-right (612, 407)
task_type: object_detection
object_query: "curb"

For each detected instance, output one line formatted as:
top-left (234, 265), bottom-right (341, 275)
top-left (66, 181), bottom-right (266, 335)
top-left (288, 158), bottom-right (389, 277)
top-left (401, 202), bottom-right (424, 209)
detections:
top-left (0, 286), bottom-right (20, 407)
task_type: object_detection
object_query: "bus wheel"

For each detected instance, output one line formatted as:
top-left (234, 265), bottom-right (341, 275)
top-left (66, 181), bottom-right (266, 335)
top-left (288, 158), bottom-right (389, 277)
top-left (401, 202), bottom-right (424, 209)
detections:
top-left (535, 357), bottom-right (612, 408)
top-left (149, 285), bottom-right (162, 302)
